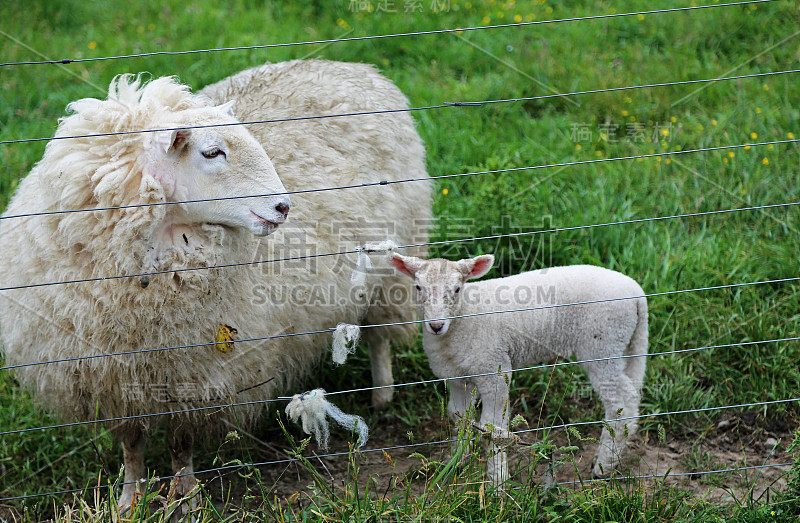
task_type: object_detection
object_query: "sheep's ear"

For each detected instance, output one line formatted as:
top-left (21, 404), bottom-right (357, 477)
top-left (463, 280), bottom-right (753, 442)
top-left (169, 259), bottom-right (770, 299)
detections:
top-left (459, 254), bottom-right (494, 280)
top-left (156, 128), bottom-right (192, 155)
top-left (391, 253), bottom-right (424, 277)
top-left (216, 100), bottom-right (236, 118)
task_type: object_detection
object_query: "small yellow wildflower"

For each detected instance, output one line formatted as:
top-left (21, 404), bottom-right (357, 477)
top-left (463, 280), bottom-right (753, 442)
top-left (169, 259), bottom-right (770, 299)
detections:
top-left (442, 188), bottom-right (449, 195)
top-left (755, 107), bottom-right (762, 114)
top-left (768, 144), bottom-right (774, 150)
top-left (744, 145), bottom-right (751, 150)
top-left (624, 96), bottom-right (632, 104)
top-left (595, 150), bottom-right (603, 157)
top-left (763, 84), bottom-right (769, 91)
top-left (497, 11), bottom-right (505, 19)
top-left (545, 6), bottom-right (553, 14)
top-left (670, 116), bottom-right (677, 123)
top-left (789, 132), bottom-right (795, 139)
top-left (665, 158), bottom-right (671, 165)
top-left (750, 132), bottom-right (757, 139)
top-left (697, 124), bottom-right (704, 131)
top-left (88, 41), bottom-right (97, 50)
top-left (482, 15), bottom-right (491, 24)
top-left (629, 115), bottom-right (636, 122)
top-left (728, 152), bottom-right (735, 158)
top-left (621, 110), bottom-right (629, 117)
top-left (723, 157), bottom-right (729, 164)
top-left (656, 156), bottom-right (662, 162)
top-left (609, 7), bottom-right (616, 14)
top-left (661, 129), bottom-right (669, 136)
top-left (575, 144), bottom-right (582, 151)
top-left (637, 13), bottom-right (645, 20)
top-left (762, 158), bottom-right (769, 165)
top-left (514, 14), bottom-right (522, 22)
top-left (711, 119), bottom-right (718, 126)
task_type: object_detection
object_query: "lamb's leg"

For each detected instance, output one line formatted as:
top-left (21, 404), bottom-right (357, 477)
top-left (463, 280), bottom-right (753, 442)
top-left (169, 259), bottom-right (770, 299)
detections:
top-left (447, 378), bottom-right (477, 424)
top-left (167, 424), bottom-right (198, 518)
top-left (368, 336), bottom-right (394, 409)
top-left (118, 426), bottom-right (146, 512)
top-left (475, 362), bottom-right (512, 485)
top-left (584, 360), bottom-right (635, 477)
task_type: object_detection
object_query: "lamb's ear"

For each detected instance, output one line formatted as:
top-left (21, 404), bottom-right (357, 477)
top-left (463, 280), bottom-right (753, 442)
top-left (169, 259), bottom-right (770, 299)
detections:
top-left (458, 254), bottom-right (495, 280)
top-left (155, 128), bottom-right (192, 155)
top-left (216, 100), bottom-right (236, 118)
top-left (391, 253), bottom-right (425, 278)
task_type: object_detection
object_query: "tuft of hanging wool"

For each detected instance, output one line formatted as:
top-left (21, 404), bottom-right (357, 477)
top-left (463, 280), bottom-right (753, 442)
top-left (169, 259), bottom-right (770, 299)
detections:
top-left (350, 240), bottom-right (399, 287)
top-left (332, 323), bottom-right (361, 365)
top-left (285, 388), bottom-right (369, 450)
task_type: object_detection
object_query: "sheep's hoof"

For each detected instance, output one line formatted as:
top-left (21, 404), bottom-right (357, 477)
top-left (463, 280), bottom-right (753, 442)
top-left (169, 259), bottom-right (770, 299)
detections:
top-left (370, 388), bottom-right (394, 411)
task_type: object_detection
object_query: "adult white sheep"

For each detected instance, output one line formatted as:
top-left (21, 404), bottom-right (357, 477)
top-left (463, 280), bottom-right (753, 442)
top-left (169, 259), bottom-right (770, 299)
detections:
top-left (391, 254), bottom-right (647, 483)
top-left (0, 61), bottom-right (430, 509)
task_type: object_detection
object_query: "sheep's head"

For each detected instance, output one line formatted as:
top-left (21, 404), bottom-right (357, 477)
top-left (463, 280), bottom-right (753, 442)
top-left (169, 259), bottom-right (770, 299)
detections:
top-left (391, 254), bottom-right (494, 336)
top-left (145, 101), bottom-right (291, 237)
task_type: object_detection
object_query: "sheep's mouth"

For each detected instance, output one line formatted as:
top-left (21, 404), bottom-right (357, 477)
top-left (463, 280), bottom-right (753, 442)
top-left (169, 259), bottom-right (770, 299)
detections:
top-left (251, 210), bottom-right (281, 228)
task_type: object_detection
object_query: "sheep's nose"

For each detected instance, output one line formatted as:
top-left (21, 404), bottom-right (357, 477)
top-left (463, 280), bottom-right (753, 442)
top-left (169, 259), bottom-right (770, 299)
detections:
top-left (428, 321), bottom-right (445, 334)
top-left (275, 201), bottom-right (290, 218)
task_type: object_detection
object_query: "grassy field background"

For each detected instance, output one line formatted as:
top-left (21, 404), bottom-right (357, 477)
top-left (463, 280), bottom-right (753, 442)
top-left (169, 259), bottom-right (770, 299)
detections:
top-left (1, 0), bottom-right (800, 520)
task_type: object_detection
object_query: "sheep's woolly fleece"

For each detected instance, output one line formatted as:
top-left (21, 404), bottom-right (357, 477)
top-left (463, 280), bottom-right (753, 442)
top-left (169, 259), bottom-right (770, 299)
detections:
top-left (285, 389), bottom-right (369, 450)
top-left (0, 60), bottom-right (431, 440)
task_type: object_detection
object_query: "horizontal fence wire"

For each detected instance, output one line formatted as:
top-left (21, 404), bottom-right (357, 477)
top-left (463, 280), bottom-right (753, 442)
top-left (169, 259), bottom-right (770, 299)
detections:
top-left (1, 137), bottom-right (796, 223)
top-left (0, 0), bottom-right (779, 68)
top-left (555, 462), bottom-right (795, 487)
top-left (0, 141), bottom-right (797, 292)
top-left (2, 397), bottom-right (796, 503)
top-left (1, 255), bottom-right (798, 372)
top-left (3, 313), bottom-right (799, 436)
top-left (2, 67), bottom-right (797, 148)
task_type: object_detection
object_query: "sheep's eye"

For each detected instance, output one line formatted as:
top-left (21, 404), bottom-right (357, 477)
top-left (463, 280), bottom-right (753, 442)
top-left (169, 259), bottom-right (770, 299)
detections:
top-left (201, 147), bottom-right (225, 159)
top-left (454, 286), bottom-right (461, 294)
top-left (415, 284), bottom-right (421, 292)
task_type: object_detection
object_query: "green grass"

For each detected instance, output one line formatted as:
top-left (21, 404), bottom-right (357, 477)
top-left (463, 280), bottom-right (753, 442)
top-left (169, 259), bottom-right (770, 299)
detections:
top-left (2, 0), bottom-right (800, 520)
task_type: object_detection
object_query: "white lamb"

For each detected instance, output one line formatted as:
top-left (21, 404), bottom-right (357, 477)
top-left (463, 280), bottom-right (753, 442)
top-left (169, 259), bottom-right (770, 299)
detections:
top-left (391, 254), bottom-right (648, 483)
top-left (0, 61), bottom-right (430, 510)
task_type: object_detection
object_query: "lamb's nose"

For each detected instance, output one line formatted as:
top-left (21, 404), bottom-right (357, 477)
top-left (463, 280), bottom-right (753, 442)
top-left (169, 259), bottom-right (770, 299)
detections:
top-left (275, 201), bottom-right (290, 219)
top-left (428, 321), bottom-right (444, 334)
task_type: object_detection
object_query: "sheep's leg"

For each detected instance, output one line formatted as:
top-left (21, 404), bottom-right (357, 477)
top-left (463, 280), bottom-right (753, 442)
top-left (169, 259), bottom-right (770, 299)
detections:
top-left (474, 360), bottom-right (512, 485)
top-left (368, 336), bottom-right (394, 409)
top-left (584, 359), bottom-right (635, 477)
top-left (118, 426), bottom-right (146, 512)
top-left (167, 425), bottom-right (198, 518)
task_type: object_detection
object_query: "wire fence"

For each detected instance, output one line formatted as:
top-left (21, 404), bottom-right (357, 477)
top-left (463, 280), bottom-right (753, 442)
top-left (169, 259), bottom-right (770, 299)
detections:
top-left (2, 67), bottom-right (798, 148)
top-left (0, 0), bottom-right (780, 68)
top-left (0, 0), bottom-right (797, 509)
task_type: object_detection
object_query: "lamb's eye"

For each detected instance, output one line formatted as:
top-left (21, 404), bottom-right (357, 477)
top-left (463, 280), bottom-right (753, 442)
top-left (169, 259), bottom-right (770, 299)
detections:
top-left (201, 147), bottom-right (225, 159)
top-left (454, 286), bottom-right (461, 294)
top-left (415, 284), bottom-right (421, 292)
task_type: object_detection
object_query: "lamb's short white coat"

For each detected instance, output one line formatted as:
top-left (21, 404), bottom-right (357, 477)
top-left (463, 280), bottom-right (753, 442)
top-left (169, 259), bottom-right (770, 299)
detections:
top-left (0, 60), bottom-right (430, 507)
top-left (392, 254), bottom-right (648, 482)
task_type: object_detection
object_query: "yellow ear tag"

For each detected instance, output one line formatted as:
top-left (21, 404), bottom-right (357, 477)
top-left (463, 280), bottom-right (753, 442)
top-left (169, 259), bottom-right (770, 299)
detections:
top-left (215, 324), bottom-right (238, 353)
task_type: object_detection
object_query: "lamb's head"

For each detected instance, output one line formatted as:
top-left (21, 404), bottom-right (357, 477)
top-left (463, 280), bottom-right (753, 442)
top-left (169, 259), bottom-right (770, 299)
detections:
top-left (391, 254), bottom-right (494, 336)
top-left (146, 101), bottom-right (291, 237)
